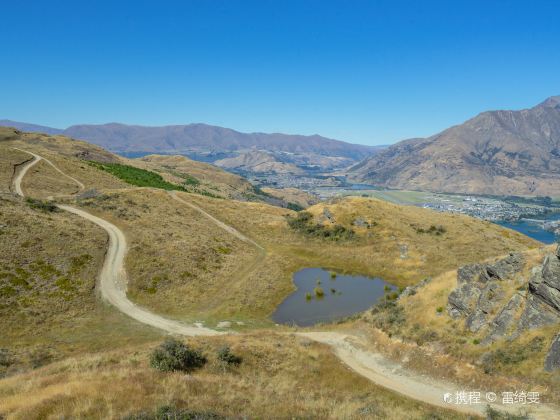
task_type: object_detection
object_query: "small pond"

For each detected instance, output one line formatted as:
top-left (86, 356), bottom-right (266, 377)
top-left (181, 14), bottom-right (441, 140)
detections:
top-left (271, 267), bottom-right (397, 327)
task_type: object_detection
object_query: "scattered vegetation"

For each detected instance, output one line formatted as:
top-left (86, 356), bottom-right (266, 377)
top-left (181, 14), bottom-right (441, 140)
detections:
top-left (370, 300), bottom-right (406, 336)
top-left (485, 405), bottom-right (530, 420)
top-left (216, 346), bottom-right (242, 366)
top-left (25, 197), bottom-right (59, 212)
top-left (150, 338), bottom-right (207, 373)
top-left (88, 161), bottom-right (187, 191)
top-left (125, 405), bottom-right (224, 420)
top-left (415, 225), bottom-right (447, 235)
top-left (286, 211), bottom-right (355, 241)
top-left (480, 336), bottom-right (545, 374)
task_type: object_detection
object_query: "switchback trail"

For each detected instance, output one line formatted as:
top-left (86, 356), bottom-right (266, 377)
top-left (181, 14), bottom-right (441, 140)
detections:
top-left (11, 148), bottom-right (558, 419)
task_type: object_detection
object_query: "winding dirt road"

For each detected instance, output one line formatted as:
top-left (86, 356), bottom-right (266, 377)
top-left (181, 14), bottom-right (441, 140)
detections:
top-left (11, 148), bottom-right (558, 419)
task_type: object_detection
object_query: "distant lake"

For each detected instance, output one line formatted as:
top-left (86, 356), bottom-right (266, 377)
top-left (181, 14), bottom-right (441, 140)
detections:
top-left (271, 268), bottom-right (397, 327)
top-left (496, 212), bottom-right (560, 244)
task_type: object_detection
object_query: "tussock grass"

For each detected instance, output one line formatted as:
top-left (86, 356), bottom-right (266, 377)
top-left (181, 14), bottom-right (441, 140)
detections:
top-left (0, 334), bottom-right (467, 419)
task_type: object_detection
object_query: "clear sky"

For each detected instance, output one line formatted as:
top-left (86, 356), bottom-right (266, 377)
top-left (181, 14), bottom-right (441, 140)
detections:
top-left (2, 0), bottom-right (559, 145)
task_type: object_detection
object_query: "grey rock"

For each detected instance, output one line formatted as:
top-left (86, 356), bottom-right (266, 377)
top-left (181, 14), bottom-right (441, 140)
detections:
top-left (481, 253), bottom-right (525, 281)
top-left (399, 243), bottom-right (409, 259)
top-left (447, 283), bottom-right (481, 319)
top-left (518, 295), bottom-right (560, 331)
top-left (529, 254), bottom-right (560, 312)
top-left (457, 264), bottom-right (484, 284)
top-left (483, 293), bottom-right (524, 344)
top-left (466, 309), bottom-right (487, 333)
top-left (399, 277), bottom-right (431, 299)
top-left (544, 333), bottom-right (560, 372)
top-left (556, 244), bottom-right (560, 259)
top-left (542, 254), bottom-right (560, 290)
top-left (353, 217), bottom-right (370, 228)
top-left (323, 208), bottom-right (335, 222)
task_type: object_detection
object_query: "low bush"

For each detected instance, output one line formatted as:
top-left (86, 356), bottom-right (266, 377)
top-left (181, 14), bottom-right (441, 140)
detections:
top-left (25, 198), bottom-right (59, 212)
top-left (370, 300), bottom-right (406, 336)
top-left (314, 286), bottom-right (325, 297)
top-left (286, 202), bottom-right (304, 211)
top-left (480, 336), bottom-right (544, 374)
top-left (217, 346), bottom-right (242, 366)
top-left (286, 211), bottom-right (355, 241)
top-left (415, 225), bottom-right (446, 235)
top-left (125, 405), bottom-right (225, 420)
top-left (150, 338), bottom-right (206, 372)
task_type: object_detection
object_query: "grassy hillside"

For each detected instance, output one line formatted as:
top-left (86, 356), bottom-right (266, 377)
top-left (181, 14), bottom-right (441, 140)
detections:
top-left (0, 127), bottom-right (547, 418)
top-left (0, 333), bottom-right (466, 420)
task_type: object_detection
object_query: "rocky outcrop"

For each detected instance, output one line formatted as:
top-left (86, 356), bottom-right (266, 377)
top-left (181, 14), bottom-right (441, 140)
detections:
top-left (447, 246), bottom-right (560, 371)
top-left (545, 334), bottom-right (560, 372)
top-left (448, 246), bottom-right (560, 351)
top-left (447, 253), bottom-right (524, 330)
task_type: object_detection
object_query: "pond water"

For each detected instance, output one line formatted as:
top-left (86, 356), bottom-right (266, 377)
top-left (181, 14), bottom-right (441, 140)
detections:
top-left (496, 212), bottom-right (560, 245)
top-left (271, 268), bottom-right (397, 327)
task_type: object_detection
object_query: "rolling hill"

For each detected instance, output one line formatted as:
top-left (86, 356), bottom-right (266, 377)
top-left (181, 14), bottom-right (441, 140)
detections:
top-left (0, 121), bottom-right (379, 170)
top-left (348, 96), bottom-right (560, 196)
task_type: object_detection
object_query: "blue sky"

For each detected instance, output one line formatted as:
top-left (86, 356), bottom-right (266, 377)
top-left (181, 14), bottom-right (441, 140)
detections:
top-left (2, 0), bottom-right (559, 145)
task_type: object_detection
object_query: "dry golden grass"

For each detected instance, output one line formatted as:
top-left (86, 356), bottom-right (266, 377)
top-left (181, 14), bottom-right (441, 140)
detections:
top-left (262, 186), bottom-right (320, 207)
top-left (0, 333), bottom-right (468, 420)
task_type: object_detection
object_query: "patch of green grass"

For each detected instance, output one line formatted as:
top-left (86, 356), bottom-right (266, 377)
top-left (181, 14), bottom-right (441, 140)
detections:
top-left (88, 162), bottom-right (186, 191)
top-left (287, 202), bottom-right (304, 211)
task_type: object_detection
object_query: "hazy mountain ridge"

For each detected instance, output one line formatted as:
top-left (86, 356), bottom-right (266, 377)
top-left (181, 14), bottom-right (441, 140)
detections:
top-left (348, 96), bottom-right (560, 196)
top-left (0, 120), bottom-right (378, 163)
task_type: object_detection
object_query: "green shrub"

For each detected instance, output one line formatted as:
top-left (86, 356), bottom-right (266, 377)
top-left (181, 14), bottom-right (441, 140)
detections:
top-left (287, 202), bottom-right (304, 211)
top-left (305, 292), bottom-right (312, 301)
top-left (286, 211), bottom-right (355, 241)
top-left (485, 405), bottom-right (529, 420)
top-left (217, 346), bottom-right (242, 366)
top-left (370, 300), bottom-right (406, 335)
top-left (314, 287), bottom-right (325, 297)
top-left (0, 349), bottom-right (13, 367)
top-left (25, 198), bottom-right (59, 212)
top-left (436, 306), bottom-right (444, 313)
top-left (330, 272), bottom-right (337, 279)
top-left (124, 405), bottom-right (225, 420)
top-left (150, 338), bottom-right (206, 372)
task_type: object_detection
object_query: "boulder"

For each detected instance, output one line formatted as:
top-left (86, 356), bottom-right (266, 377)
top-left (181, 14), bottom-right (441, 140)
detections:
top-left (518, 295), bottom-right (560, 331)
top-left (482, 293), bottom-right (524, 344)
top-left (447, 283), bottom-right (481, 319)
top-left (457, 264), bottom-right (484, 284)
top-left (399, 277), bottom-right (431, 299)
top-left (544, 333), bottom-right (560, 372)
top-left (466, 309), bottom-right (487, 333)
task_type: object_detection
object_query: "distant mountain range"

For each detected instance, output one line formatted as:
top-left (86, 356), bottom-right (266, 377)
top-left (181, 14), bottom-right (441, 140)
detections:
top-left (348, 96), bottom-right (560, 196)
top-left (0, 121), bottom-right (380, 171)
